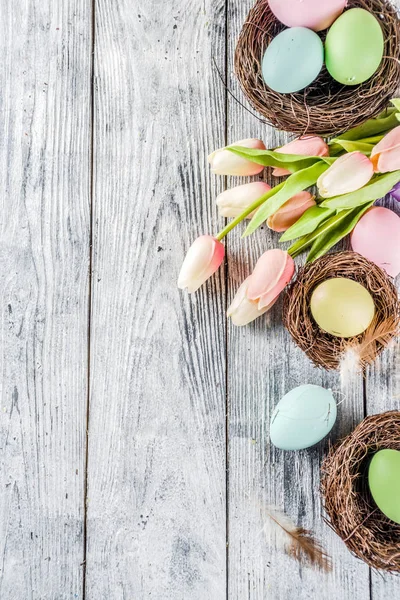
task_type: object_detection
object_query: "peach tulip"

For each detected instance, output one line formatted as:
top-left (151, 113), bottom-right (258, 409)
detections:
top-left (208, 138), bottom-right (266, 176)
top-left (178, 235), bottom-right (225, 293)
top-left (273, 136), bottom-right (329, 177)
top-left (267, 191), bottom-right (316, 232)
top-left (216, 181), bottom-right (271, 218)
top-left (371, 125), bottom-right (400, 173)
top-left (317, 152), bottom-right (374, 198)
top-left (227, 250), bottom-right (295, 326)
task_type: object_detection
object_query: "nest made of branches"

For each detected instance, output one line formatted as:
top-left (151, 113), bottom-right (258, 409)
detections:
top-left (321, 412), bottom-right (400, 571)
top-left (282, 252), bottom-right (400, 370)
top-left (234, 0), bottom-right (400, 136)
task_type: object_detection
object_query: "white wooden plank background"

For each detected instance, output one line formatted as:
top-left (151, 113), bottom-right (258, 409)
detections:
top-left (0, 1), bottom-right (400, 599)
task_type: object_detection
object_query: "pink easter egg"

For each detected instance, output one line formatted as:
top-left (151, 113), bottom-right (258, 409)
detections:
top-left (268, 0), bottom-right (347, 32)
top-left (351, 207), bottom-right (400, 278)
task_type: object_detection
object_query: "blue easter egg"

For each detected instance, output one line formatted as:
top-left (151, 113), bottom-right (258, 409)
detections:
top-left (262, 27), bottom-right (324, 94)
top-left (270, 384), bottom-right (337, 451)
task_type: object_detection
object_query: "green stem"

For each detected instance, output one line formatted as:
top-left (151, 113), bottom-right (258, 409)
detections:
top-left (215, 182), bottom-right (285, 241)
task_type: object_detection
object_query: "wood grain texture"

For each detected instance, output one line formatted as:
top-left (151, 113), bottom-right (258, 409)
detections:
top-left (226, 2), bottom-right (370, 598)
top-left (0, 1), bottom-right (91, 598)
top-left (86, 1), bottom-right (227, 598)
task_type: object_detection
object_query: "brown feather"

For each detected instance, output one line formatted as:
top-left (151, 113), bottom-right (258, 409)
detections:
top-left (265, 509), bottom-right (332, 572)
top-left (342, 316), bottom-right (399, 368)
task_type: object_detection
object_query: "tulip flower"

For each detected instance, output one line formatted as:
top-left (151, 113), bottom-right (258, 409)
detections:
top-left (227, 250), bottom-right (295, 326)
top-left (273, 136), bottom-right (329, 177)
top-left (216, 181), bottom-right (271, 218)
top-left (267, 191), bottom-right (316, 232)
top-left (317, 152), bottom-right (374, 198)
top-left (208, 138), bottom-right (266, 176)
top-left (371, 125), bottom-right (400, 173)
top-left (178, 235), bottom-right (225, 293)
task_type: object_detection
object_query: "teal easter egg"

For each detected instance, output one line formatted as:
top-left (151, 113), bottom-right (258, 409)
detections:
top-left (262, 27), bottom-right (324, 94)
top-left (368, 449), bottom-right (400, 524)
top-left (270, 384), bottom-right (337, 451)
top-left (325, 8), bottom-right (384, 85)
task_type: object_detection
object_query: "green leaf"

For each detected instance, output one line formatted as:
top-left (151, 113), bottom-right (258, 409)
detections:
top-left (320, 170), bottom-right (400, 210)
top-left (288, 210), bottom-right (351, 258)
top-left (335, 107), bottom-right (398, 141)
top-left (390, 98), bottom-right (400, 112)
top-left (243, 162), bottom-right (330, 237)
top-left (328, 140), bottom-right (374, 155)
top-left (279, 205), bottom-right (335, 242)
top-left (227, 146), bottom-right (334, 173)
top-left (306, 202), bottom-right (374, 263)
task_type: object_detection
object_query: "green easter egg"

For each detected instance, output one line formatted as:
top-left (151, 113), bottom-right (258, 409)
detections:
top-left (368, 449), bottom-right (400, 524)
top-left (262, 27), bottom-right (324, 94)
top-left (310, 278), bottom-right (375, 338)
top-left (325, 8), bottom-right (384, 85)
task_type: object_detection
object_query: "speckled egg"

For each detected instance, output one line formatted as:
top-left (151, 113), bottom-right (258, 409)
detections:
top-left (325, 8), bottom-right (384, 85)
top-left (262, 27), bottom-right (324, 94)
top-left (351, 207), bottom-right (400, 278)
top-left (269, 0), bottom-right (347, 32)
top-left (270, 384), bottom-right (337, 451)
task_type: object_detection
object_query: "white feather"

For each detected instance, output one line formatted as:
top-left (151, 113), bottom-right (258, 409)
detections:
top-left (339, 347), bottom-right (361, 389)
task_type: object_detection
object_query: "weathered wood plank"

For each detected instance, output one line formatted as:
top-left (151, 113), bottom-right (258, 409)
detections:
top-left (367, 195), bottom-right (400, 599)
top-left (0, 1), bottom-right (91, 598)
top-left (227, 2), bottom-right (369, 598)
top-left (86, 1), bottom-right (227, 598)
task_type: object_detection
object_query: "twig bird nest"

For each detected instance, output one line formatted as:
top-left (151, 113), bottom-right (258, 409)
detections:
top-left (234, 0), bottom-right (400, 136)
top-left (321, 412), bottom-right (400, 571)
top-left (282, 252), bottom-right (400, 370)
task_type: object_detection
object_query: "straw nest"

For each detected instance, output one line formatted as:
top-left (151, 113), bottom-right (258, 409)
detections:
top-left (234, 0), bottom-right (400, 136)
top-left (282, 252), bottom-right (400, 370)
top-left (321, 412), bottom-right (400, 571)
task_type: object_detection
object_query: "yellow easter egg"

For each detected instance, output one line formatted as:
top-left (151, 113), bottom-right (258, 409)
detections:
top-left (310, 278), bottom-right (375, 338)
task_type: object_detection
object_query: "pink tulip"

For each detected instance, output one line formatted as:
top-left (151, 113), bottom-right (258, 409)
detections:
top-left (216, 181), bottom-right (271, 218)
top-left (208, 138), bottom-right (266, 176)
top-left (317, 152), bottom-right (374, 198)
top-left (178, 235), bottom-right (225, 293)
top-left (273, 136), bottom-right (329, 177)
top-left (227, 250), bottom-right (295, 326)
top-left (267, 192), bottom-right (316, 232)
top-left (371, 125), bottom-right (400, 173)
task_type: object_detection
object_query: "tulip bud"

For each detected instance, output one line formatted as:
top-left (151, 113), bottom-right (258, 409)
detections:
top-left (371, 125), bottom-right (400, 173)
top-left (267, 191), bottom-right (316, 232)
top-left (208, 138), bottom-right (266, 176)
top-left (216, 181), bottom-right (271, 218)
top-left (178, 235), bottom-right (225, 293)
top-left (227, 250), bottom-right (295, 326)
top-left (272, 136), bottom-right (329, 177)
top-left (317, 152), bottom-right (374, 198)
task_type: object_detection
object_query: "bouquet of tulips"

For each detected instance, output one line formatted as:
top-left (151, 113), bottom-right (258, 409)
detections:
top-left (178, 99), bottom-right (400, 326)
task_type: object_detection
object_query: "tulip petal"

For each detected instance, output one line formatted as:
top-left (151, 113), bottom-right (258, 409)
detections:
top-left (178, 235), bottom-right (225, 293)
top-left (208, 138), bottom-right (266, 176)
top-left (272, 167), bottom-right (291, 177)
top-left (216, 181), bottom-right (271, 218)
top-left (247, 249), bottom-right (295, 306)
top-left (317, 152), bottom-right (374, 198)
top-left (267, 191), bottom-right (316, 232)
top-left (371, 125), bottom-right (400, 173)
top-left (227, 277), bottom-right (271, 326)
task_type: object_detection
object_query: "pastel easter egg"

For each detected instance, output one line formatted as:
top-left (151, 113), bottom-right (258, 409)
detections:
top-left (270, 384), bottom-right (337, 451)
top-left (351, 207), bottom-right (400, 278)
top-left (310, 278), bottom-right (375, 338)
top-left (325, 8), bottom-right (384, 85)
top-left (368, 449), bottom-right (400, 524)
top-left (262, 28), bottom-right (324, 94)
top-left (268, 0), bottom-right (347, 32)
